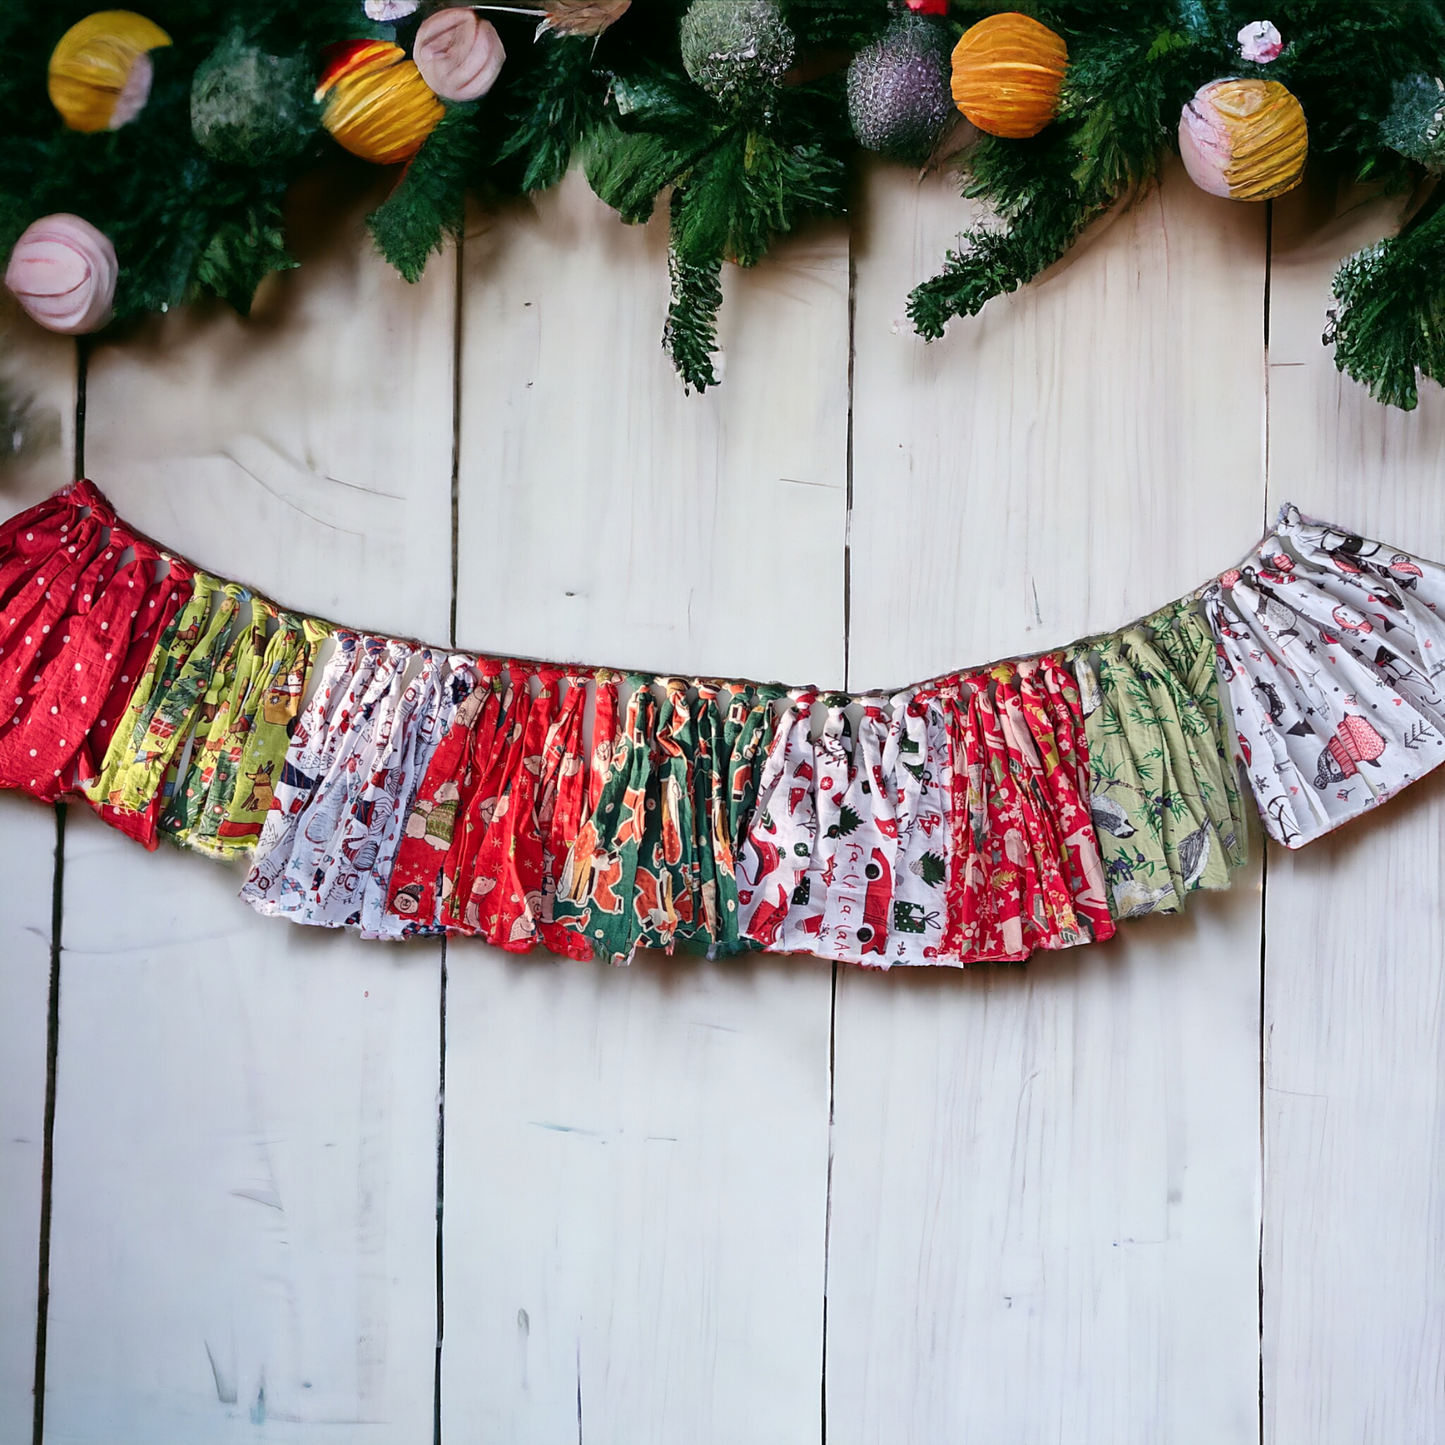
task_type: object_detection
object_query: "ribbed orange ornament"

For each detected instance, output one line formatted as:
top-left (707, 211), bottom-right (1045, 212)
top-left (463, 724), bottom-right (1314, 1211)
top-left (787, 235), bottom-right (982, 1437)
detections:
top-left (314, 40), bottom-right (444, 166)
top-left (950, 11), bottom-right (1068, 139)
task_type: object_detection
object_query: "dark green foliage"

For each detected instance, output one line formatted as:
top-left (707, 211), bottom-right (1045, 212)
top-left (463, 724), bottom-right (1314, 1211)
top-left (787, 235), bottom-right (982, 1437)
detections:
top-left (665, 222), bottom-right (724, 390)
top-left (1327, 190), bottom-right (1445, 410)
top-left (368, 104), bottom-right (479, 283)
top-left (4, 0), bottom-right (1445, 403)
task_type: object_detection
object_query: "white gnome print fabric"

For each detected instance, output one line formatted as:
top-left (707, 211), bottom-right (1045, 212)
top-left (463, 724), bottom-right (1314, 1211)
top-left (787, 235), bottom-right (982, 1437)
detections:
top-left (244, 631), bottom-right (377, 910)
top-left (781, 695), bottom-right (850, 952)
top-left (359, 652), bottom-right (474, 938)
top-left (816, 698), bottom-right (898, 964)
top-left (736, 689), bottom-right (818, 949)
top-left (1207, 506), bottom-right (1445, 847)
top-left (883, 688), bottom-right (952, 965)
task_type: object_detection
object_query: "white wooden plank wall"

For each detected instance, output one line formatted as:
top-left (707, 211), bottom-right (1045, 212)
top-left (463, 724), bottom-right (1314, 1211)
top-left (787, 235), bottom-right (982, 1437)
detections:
top-left (1, 154), bottom-right (1443, 1445)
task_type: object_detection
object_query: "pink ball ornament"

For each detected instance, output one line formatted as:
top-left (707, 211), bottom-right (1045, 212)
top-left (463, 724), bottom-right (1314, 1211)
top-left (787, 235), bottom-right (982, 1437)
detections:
top-left (5, 214), bottom-right (118, 335)
top-left (414, 9), bottom-right (506, 103)
top-left (1237, 21), bottom-right (1283, 64)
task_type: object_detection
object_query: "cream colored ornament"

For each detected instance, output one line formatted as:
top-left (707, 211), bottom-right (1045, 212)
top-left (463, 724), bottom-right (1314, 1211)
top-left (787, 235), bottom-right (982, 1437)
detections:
top-left (1179, 77), bottom-right (1308, 201)
top-left (48, 10), bottom-right (172, 133)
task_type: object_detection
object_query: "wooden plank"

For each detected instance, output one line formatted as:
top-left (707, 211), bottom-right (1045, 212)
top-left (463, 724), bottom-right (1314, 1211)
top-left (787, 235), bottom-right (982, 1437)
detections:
top-left (827, 874), bottom-right (1263, 1444)
top-left (1262, 179), bottom-right (1445, 1444)
top-left (827, 157), bottom-right (1268, 1441)
top-left (41, 809), bottom-right (441, 1444)
top-left (0, 793), bottom-right (57, 1444)
top-left (454, 170), bottom-right (850, 686)
top-left (440, 953), bottom-right (831, 1445)
top-left (82, 165), bottom-right (457, 643)
top-left (443, 168), bottom-right (849, 1440)
top-left (39, 167), bottom-right (455, 1441)
top-left (847, 155), bottom-right (1269, 688)
top-left (0, 305), bottom-right (75, 1443)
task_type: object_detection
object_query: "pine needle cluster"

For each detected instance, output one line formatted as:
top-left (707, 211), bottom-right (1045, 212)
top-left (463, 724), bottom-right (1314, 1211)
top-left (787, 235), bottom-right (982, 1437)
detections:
top-left (3, 1), bottom-right (1445, 403)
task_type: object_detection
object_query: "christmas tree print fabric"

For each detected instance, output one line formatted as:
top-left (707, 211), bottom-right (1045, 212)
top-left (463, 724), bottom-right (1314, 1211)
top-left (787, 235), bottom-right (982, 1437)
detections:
top-left (8, 482), bottom-right (1445, 970)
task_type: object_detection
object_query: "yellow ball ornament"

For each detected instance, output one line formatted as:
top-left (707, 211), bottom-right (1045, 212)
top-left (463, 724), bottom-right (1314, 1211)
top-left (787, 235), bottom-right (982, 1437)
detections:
top-left (1179, 78), bottom-right (1308, 202)
top-left (950, 12), bottom-right (1068, 140)
top-left (48, 10), bottom-right (172, 133)
top-left (314, 40), bottom-right (444, 166)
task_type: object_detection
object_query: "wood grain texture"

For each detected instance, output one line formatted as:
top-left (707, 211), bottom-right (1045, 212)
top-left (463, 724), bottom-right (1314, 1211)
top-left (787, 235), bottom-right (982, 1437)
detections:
top-left (440, 950), bottom-right (832, 1445)
top-left (1263, 178), bottom-right (1445, 1445)
top-left (827, 157), bottom-right (1268, 1442)
top-left (41, 809), bottom-right (441, 1445)
top-left (454, 170), bottom-right (850, 686)
top-left (38, 169), bottom-right (454, 1444)
top-left (826, 871), bottom-right (1263, 1445)
top-left (82, 164), bottom-right (457, 643)
top-left (847, 155), bottom-right (1269, 689)
top-left (443, 166), bottom-right (848, 1441)
top-left (0, 793), bottom-right (56, 1444)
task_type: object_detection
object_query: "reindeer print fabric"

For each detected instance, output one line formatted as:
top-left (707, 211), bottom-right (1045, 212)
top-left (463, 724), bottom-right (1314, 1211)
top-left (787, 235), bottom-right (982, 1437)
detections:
top-left (1208, 507), bottom-right (1445, 848)
top-left (11, 481), bottom-right (1445, 969)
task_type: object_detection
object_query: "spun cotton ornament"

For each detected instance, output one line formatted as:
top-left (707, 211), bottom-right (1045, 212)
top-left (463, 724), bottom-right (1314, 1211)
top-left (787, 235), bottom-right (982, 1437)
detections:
top-left (950, 12), bottom-right (1068, 140)
top-left (680, 0), bottom-right (796, 105)
top-left (315, 40), bottom-right (444, 166)
top-left (191, 31), bottom-right (316, 166)
top-left (848, 14), bottom-right (953, 163)
top-left (48, 10), bottom-right (172, 133)
top-left (5, 214), bottom-right (118, 334)
top-left (1179, 78), bottom-right (1307, 202)
top-left (414, 10), bottom-right (506, 104)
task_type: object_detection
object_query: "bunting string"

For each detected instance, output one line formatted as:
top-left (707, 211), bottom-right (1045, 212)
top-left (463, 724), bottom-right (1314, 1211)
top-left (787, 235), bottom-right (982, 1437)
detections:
top-left (3, 480), bottom-right (1443, 968)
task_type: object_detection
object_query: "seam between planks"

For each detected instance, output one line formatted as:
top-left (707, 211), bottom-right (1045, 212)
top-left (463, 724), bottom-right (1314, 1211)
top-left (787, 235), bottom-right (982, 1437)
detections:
top-left (32, 336), bottom-right (85, 1445)
top-left (1257, 197), bottom-right (1273, 1445)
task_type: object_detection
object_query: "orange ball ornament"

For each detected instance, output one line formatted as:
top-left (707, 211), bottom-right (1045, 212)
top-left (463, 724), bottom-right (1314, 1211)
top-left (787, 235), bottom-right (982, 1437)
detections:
top-left (950, 11), bottom-right (1068, 139)
top-left (314, 40), bottom-right (444, 166)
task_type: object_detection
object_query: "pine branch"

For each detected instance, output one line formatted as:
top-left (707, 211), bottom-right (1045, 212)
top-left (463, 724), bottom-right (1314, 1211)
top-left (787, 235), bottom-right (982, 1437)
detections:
top-left (368, 105), bottom-right (478, 284)
top-left (1326, 190), bottom-right (1445, 411)
top-left (664, 225), bottom-right (724, 393)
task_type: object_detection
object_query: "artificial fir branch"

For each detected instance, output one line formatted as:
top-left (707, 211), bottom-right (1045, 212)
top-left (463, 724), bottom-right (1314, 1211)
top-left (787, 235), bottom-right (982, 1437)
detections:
top-left (368, 104), bottom-right (479, 283)
top-left (665, 193), bottom-right (724, 390)
top-left (1327, 187), bottom-right (1445, 411)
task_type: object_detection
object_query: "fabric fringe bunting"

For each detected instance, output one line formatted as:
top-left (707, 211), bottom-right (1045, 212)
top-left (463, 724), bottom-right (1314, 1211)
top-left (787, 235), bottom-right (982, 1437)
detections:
top-left (4, 483), bottom-right (1445, 968)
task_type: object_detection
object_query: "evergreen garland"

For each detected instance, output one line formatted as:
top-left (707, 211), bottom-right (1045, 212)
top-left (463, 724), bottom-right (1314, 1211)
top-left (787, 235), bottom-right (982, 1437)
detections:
top-left (4, 1), bottom-right (1445, 404)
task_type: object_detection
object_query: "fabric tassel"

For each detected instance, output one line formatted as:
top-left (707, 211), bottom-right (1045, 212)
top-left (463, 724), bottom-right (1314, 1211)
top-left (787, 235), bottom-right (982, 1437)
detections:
top-left (243, 633), bottom-right (383, 912)
top-left (736, 688), bottom-right (817, 950)
top-left (158, 593), bottom-right (269, 846)
top-left (444, 660), bottom-right (531, 933)
top-left (465, 665), bottom-right (561, 949)
top-left (883, 687), bottom-right (952, 964)
top-left (633, 677), bottom-right (700, 951)
top-left (537, 672), bottom-right (594, 960)
top-left (554, 672), bottom-right (657, 964)
top-left (386, 659), bottom-right (480, 927)
top-left (685, 682), bottom-right (732, 954)
top-left (0, 481), bottom-right (192, 801)
top-left (1076, 614), bottom-right (1244, 918)
top-left (588, 669), bottom-right (619, 814)
top-left (187, 614), bottom-right (328, 859)
top-left (85, 576), bottom-right (244, 848)
top-left (817, 697), bottom-right (897, 964)
top-left (1207, 506), bottom-right (1445, 847)
top-left (356, 650), bottom-right (465, 938)
top-left (1015, 655), bottom-right (1114, 944)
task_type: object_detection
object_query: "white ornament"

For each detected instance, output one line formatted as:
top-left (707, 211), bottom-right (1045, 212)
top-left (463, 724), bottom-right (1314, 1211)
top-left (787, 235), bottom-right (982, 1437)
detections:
top-left (1238, 21), bottom-right (1283, 64)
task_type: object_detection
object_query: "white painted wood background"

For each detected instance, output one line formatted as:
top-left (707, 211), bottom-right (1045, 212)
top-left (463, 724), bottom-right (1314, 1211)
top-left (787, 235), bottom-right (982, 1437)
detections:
top-left (1, 154), bottom-right (1442, 1444)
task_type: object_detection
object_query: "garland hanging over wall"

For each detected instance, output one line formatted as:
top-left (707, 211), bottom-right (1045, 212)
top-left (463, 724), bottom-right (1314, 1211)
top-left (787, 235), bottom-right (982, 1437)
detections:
top-left (3, 3), bottom-right (1445, 405)
top-left (3, 481), bottom-right (1443, 967)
